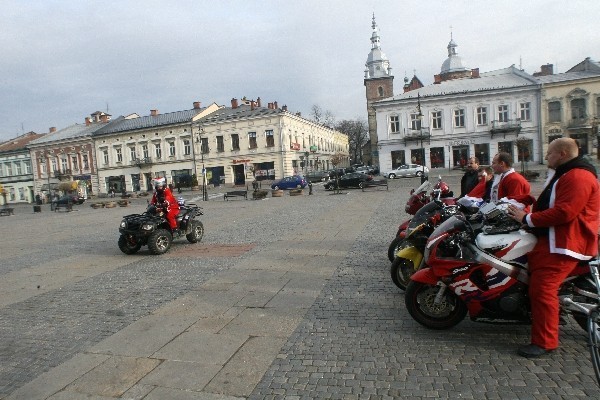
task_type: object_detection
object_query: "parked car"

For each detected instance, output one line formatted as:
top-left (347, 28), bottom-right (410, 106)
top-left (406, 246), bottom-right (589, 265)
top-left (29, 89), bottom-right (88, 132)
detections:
top-left (271, 175), bottom-right (307, 190)
top-left (306, 171), bottom-right (330, 183)
top-left (326, 168), bottom-right (347, 178)
top-left (324, 172), bottom-right (373, 190)
top-left (383, 164), bottom-right (429, 179)
top-left (52, 194), bottom-right (85, 206)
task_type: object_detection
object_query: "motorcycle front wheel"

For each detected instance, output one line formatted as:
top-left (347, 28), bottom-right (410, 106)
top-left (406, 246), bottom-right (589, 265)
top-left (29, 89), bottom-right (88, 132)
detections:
top-left (118, 234), bottom-right (141, 255)
top-left (186, 220), bottom-right (204, 243)
top-left (390, 255), bottom-right (416, 290)
top-left (405, 280), bottom-right (467, 329)
top-left (148, 229), bottom-right (173, 255)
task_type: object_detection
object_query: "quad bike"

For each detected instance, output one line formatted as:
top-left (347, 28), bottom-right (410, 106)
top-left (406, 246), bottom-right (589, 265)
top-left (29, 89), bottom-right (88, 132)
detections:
top-left (118, 201), bottom-right (204, 255)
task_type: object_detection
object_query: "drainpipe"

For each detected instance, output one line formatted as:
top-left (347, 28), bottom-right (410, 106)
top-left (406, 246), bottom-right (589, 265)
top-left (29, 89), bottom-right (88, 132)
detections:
top-left (536, 87), bottom-right (544, 165)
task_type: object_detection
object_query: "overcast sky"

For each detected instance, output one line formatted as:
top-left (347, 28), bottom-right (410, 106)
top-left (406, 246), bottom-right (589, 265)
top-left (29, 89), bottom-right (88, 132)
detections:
top-left (1, 0), bottom-right (598, 142)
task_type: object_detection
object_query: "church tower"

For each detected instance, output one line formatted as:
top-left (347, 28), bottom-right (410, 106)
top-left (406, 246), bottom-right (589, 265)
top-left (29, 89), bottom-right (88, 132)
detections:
top-left (364, 14), bottom-right (393, 166)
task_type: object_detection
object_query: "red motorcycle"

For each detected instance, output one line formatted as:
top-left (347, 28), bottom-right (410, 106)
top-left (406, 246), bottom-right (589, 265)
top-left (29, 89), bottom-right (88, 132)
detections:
top-left (404, 203), bottom-right (597, 331)
top-left (387, 178), bottom-right (456, 262)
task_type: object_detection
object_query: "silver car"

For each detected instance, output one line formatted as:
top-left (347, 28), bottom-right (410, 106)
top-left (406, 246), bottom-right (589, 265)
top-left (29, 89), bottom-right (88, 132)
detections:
top-left (383, 164), bottom-right (429, 179)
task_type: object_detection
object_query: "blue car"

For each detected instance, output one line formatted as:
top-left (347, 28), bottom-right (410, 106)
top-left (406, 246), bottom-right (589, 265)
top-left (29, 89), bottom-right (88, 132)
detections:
top-left (271, 175), bottom-right (307, 190)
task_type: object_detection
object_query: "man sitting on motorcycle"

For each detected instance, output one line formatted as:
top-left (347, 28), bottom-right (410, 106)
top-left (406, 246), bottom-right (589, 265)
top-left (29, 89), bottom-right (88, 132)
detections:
top-left (150, 177), bottom-right (180, 234)
top-left (507, 138), bottom-right (599, 357)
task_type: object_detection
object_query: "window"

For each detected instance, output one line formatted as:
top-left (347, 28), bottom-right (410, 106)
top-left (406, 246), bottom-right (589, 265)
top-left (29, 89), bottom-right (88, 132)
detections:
top-left (498, 105), bottom-right (509, 122)
top-left (431, 111), bottom-right (442, 129)
top-left (38, 160), bottom-right (45, 175)
top-left (248, 132), bottom-right (257, 149)
top-left (15, 162), bottom-right (22, 175)
top-left (266, 130), bottom-right (274, 147)
top-left (24, 160), bottom-right (31, 174)
top-left (154, 143), bottom-right (162, 159)
top-left (548, 101), bottom-right (561, 123)
top-left (216, 136), bottom-right (224, 152)
top-left (83, 154), bottom-right (89, 169)
top-left (51, 159), bottom-right (57, 171)
top-left (378, 86), bottom-right (384, 97)
top-left (103, 150), bottom-right (109, 165)
top-left (169, 142), bottom-right (176, 157)
top-left (389, 115), bottom-right (400, 133)
top-left (142, 144), bottom-right (149, 159)
top-left (571, 98), bottom-right (586, 120)
top-left (183, 139), bottom-right (191, 155)
top-left (115, 148), bottom-right (122, 163)
top-left (231, 134), bottom-right (240, 150)
top-left (18, 187), bottom-right (25, 201)
top-left (61, 158), bottom-right (68, 171)
top-left (454, 109), bottom-right (465, 128)
top-left (410, 113), bottom-right (422, 130)
top-left (201, 138), bottom-right (209, 153)
top-left (520, 102), bottom-right (531, 121)
top-left (597, 97), bottom-right (600, 117)
top-left (71, 156), bottom-right (78, 171)
top-left (130, 147), bottom-right (136, 161)
top-left (477, 107), bottom-right (488, 125)
top-left (6, 162), bottom-right (12, 176)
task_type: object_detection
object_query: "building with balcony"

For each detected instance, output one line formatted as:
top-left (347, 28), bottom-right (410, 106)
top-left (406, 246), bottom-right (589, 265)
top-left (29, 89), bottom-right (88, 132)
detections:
top-left (535, 58), bottom-right (600, 160)
top-left (372, 34), bottom-right (540, 171)
top-left (28, 112), bottom-right (111, 199)
top-left (91, 98), bottom-right (349, 194)
top-left (0, 132), bottom-right (44, 204)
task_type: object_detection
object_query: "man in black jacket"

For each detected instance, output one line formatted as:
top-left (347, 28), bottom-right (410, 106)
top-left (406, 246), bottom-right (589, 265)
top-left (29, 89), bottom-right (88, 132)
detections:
top-left (460, 157), bottom-right (480, 197)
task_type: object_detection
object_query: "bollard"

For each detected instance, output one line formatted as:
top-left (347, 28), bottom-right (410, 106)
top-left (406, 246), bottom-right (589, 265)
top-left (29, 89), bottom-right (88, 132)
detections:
top-left (308, 182), bottom-right (313, 195)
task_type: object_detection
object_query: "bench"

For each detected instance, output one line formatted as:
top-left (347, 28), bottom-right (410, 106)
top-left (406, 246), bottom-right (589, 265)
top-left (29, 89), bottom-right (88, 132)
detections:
top-left (362, 179), bottom-right (389, 191)
top-left (0, 208), bottom-right (14, 216)
top-left (224, 190), bottom-right (248, 201)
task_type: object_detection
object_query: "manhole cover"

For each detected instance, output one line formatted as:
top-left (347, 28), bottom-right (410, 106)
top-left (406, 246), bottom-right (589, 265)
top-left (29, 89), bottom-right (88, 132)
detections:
top-left (169, 243), bottom-right (255, 257)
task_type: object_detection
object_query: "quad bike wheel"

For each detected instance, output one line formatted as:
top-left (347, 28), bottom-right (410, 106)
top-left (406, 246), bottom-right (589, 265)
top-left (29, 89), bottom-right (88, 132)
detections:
top-left (118, 234), bottom-right (142, 255)
top-left (186, 220), bottom-right (205, 243)
top-left (148, 229), bottom-right (173, 255)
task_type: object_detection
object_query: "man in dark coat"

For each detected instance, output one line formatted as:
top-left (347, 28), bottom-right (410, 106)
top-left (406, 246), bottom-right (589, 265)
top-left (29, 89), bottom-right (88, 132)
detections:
top-left (459, 157), bottom-right (480, 197)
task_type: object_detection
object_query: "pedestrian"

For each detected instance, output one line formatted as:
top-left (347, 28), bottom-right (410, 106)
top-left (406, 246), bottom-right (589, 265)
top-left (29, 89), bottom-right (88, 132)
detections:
top-left (466, 166), bottom-right (494, 202)
top-left (506, 138), bottom-right (599, 357)
top-left (459, 157), bottom-right (480, 197)
top-left (490, 152), bottom-right (531, 204)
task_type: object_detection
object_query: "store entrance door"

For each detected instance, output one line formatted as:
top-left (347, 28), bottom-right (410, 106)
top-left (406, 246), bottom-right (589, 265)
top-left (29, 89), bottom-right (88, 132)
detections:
top-left (233, 164), bottom-right (245, 186)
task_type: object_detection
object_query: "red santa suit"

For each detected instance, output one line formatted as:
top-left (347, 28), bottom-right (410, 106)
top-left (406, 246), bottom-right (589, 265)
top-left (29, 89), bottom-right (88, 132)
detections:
top-left (522, 160), bottom-right (599, 350)
top-left (150, 187), bottom-right (180, 231)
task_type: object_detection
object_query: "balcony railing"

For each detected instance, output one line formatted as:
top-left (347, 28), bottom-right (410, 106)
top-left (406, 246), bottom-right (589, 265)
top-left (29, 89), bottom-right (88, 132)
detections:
top-left (133, 157), bottom-right (152, 167)
top-left (567, 116), bottom-right (591, 129)
top-left (54, 169), bottom-right (72, 178)
top-left (490, 119), bottom-right (521, 137)
top-left (404, 127), bottom-right (431, 145)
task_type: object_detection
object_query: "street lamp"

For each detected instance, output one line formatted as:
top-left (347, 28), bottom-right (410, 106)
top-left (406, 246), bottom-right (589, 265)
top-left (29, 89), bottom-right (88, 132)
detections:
top-left (416, 93), bottom-right (427, 183)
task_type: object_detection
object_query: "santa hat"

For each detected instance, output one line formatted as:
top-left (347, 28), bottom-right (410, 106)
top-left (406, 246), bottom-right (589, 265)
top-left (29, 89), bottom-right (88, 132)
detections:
top-left (153, 177), bottom-right (166, 188)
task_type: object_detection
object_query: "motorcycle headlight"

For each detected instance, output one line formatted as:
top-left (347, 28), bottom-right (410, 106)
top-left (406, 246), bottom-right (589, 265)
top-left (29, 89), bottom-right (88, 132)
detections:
top-left (142, 223), bottom-right (154, 231)
top-left (120, 220), bottom-right (127, 229)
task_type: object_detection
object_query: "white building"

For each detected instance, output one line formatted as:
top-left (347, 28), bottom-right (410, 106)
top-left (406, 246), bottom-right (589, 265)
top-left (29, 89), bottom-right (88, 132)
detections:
top-left (0, 132), bottom-right (44, 204)
top-left (374, 38), bottom-right (540, 171)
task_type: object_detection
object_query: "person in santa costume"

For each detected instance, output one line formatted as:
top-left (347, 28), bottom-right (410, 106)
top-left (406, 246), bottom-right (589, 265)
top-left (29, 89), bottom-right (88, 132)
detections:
top-left (507, 138), bottom-right (599, 358)
top-left (150, 177), bottom-right (180, 234)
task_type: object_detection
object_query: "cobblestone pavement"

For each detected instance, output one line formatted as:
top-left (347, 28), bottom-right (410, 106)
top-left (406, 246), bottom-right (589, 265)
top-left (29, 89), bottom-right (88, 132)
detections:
top-left (1, 174), bottom-right (599, 399)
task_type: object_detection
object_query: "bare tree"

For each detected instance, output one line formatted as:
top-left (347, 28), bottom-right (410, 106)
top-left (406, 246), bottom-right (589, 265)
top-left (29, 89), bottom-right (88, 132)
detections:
top-left (335, 119), bottom-right (368, 165)
top-left (310, 104), bottom-right (336, 127)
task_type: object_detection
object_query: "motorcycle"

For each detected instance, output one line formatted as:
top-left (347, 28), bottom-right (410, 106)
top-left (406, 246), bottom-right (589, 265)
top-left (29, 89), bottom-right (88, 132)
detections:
top-left (387, 177), bottom-right (456, 262)
top-left (118, 200), bottom-right (204, 255)
top-left (404, 202), bottom-right (598, 331)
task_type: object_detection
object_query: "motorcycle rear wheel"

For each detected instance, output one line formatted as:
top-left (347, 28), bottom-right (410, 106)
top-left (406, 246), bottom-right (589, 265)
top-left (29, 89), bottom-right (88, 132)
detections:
top-left (118, 234), bottom-right (141, 255)
top-left (148, 229), bottom-right (172, 255)
top-left (186, 220), bottom-right (204, 243)
top-left (405, 280), bottom-right (467, 329)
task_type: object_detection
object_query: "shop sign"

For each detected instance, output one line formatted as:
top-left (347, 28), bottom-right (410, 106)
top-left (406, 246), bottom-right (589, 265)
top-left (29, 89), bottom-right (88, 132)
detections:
top-left (310, 145), bottom-right (318, 152)
top-left (448, 139), bottom-right (473, 146)
top-left (290, 143), bottom-right (300, 150)
top-left (232, 159), bottom-right (251, 164)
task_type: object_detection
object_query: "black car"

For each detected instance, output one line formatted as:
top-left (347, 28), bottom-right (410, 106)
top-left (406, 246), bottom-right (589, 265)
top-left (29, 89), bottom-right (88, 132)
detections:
top-left (52, 194), bottom-right (85, 206)
top-left (324, 172), bottom-right (373, 190)
top-left (306, 171), bottom-right (330, 183)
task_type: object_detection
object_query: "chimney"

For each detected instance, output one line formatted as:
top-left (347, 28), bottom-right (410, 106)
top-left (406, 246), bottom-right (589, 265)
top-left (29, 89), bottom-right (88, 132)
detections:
top-left (471, 68), bottom-right (480, 78)
top-left (541, 64), bottom-right (554, 75)
top-left (282, 105), bottom-right (288, 112)
top-left (193, 101), bottom-right (201, 109)
top-left (49, 127), bottom-right (57, 133)
top-left (150, 109), bottom-right (158, 116)
top-left (273, 101), bottom-right (278, 109)
top-left (231, 98), bottom-right (238, 109)
top-left (85, 117), bottom-right (91, 126)
top-left (434, 74), bottom-right (442, 84)
top-left (267, 102), bottom-right (273, 109)
top-left (256, 97), bottom-right (262, 107)
top-left (250, 101), bottom-right (255, 111)
top-left (100, 114), bottom-right (108, 123)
